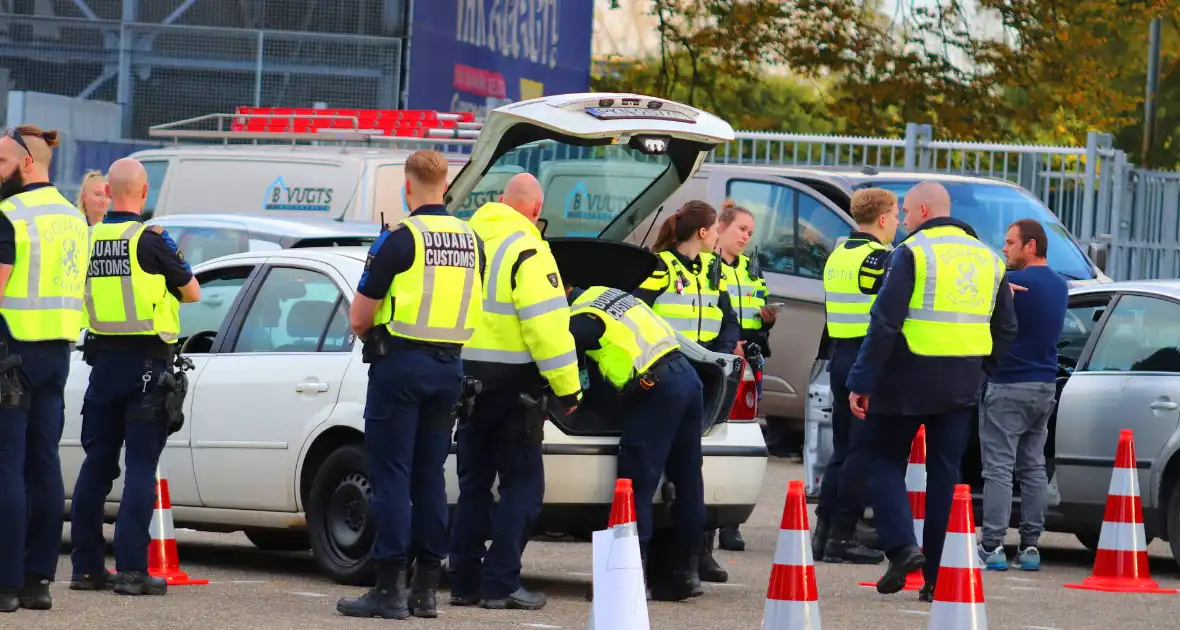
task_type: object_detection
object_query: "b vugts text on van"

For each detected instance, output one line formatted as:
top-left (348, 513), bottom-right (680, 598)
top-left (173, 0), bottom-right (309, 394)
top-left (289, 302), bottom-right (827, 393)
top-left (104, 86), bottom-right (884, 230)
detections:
top-left (266, 186), bottom-right (335, 212)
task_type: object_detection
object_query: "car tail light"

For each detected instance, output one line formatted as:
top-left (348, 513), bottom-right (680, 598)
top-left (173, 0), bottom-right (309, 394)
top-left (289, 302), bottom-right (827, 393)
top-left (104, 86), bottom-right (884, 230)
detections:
top-left (728, 358), bottom-right (758, 422)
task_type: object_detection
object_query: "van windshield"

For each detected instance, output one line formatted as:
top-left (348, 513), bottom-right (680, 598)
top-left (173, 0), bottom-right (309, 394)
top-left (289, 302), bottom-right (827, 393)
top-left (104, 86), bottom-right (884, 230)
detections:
top-left (456, 140), bottom-right (673, 238)
top-left (862, 181), bottom-right (1097, 281)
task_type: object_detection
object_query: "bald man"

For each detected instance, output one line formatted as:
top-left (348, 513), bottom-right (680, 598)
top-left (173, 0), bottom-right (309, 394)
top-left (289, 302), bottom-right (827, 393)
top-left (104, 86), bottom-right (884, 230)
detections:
top-left (452, 172), bottom-right (579, 611)
top-left (69, 157), bottom-right (198, 599)
top-left (845, 181), bottom-right (1017, 601)
top-left (0, 125), bottom-right (89, 613)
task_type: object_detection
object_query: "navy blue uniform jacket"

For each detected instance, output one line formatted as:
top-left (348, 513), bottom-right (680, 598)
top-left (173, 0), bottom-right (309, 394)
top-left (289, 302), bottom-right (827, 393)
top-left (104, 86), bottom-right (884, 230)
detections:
top-left (845, 217), bottom-right (1019, 416)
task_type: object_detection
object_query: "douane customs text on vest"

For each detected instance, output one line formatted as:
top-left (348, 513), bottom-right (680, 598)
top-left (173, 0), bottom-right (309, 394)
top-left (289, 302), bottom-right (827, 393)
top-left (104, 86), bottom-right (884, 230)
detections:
top-left (89, 238), bottom-right (132, 277)
top-left (589, 290), bottom-right (640, 320)
top-left (422, 231), bottom-right (476, 268)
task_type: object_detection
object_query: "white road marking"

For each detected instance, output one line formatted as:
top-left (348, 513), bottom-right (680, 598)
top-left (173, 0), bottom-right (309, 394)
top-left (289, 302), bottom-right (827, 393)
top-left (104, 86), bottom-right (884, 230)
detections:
top-left (522, 625), bottom-right (562, 629)
top-left (567, 572), bottom-right (592, 577)
top-left (899, 609), bottom-right (929, 616)
top-left (227, 580), bottom-right (269, 584)
top-left (1022, 626), bottom-right (1060, 630)
top-left (710, 582), bottom-right (749, 587)
top-left (1008, 586), bottom-right (1041, 591)
top-left (1005, 576), bottom-right (1037, 582)
top-left (291, 592), bottom-right (330, 598)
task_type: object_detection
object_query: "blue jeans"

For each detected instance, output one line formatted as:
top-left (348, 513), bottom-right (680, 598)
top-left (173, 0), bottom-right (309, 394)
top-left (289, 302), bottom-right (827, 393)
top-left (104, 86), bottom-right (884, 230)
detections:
top-left (864, 408), bottom-right (971, 586)
top-left (448, 387), bottom-right (544, 599)
top-left (70, 353), bottom-right (169, 574)
top-left (618, 353), bottom-right (705, 548)
top-left (365, 347), bottom-right (462, 564)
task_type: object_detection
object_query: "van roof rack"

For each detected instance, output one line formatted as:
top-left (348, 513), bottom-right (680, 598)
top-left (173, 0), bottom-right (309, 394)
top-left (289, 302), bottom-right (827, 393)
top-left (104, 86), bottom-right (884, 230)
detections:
top-left (148, 107), bottom-right (483, 148)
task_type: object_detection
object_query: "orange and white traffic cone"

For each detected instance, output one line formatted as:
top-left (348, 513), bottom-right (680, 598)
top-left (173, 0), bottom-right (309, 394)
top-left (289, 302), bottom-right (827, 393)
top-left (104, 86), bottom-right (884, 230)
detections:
top-left (148, 460), bottom-right (208, 586)
top-left (589, 478), bottom-right (649, 630)
top-left (861, 425), bottom-right (926, 591)
top-left (763, 479), bottom-right (821, 629)
top-left (928, 484), bottom-right (987, 629)
top-left (1065, 429), bottom-right (1177, 594)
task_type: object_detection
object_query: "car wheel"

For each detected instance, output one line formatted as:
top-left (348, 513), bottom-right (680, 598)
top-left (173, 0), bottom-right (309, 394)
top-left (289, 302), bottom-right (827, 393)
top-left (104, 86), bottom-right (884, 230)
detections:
top-left (244, 529), bottom-right (311, 552)
top-left (307, 443), bottom-right (377, 586)
top-left (1075, 531), bottom-right (1100, 551)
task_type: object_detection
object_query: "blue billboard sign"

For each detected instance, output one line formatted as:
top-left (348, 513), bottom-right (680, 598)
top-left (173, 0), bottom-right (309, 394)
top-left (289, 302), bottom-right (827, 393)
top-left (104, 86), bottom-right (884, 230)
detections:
top-left (406, 0), bottom-right (594, 116)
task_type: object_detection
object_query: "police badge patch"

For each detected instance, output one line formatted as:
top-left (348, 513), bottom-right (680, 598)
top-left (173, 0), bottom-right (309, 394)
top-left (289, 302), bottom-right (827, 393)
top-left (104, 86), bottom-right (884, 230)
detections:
top-left (547, 273), bottom-right (559, 288)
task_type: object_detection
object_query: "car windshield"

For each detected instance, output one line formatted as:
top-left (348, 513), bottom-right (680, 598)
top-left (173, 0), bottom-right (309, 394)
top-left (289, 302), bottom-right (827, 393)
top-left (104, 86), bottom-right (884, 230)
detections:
top-left (862, 181), bottom-right (1096, 280)
top-left (455, 139), bottom-right (672, 238)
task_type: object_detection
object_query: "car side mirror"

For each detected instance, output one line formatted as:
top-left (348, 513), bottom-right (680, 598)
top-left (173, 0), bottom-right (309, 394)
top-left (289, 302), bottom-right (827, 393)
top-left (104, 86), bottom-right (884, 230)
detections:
top-left (1088, 239), bottom-right (1110, 274)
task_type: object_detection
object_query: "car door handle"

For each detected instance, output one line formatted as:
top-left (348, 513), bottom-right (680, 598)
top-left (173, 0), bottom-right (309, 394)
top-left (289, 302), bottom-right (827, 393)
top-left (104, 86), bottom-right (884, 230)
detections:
top-left (1150, 401), bottom-right (1178, 410)
top-left (295, 381), bottom-right (330, 393)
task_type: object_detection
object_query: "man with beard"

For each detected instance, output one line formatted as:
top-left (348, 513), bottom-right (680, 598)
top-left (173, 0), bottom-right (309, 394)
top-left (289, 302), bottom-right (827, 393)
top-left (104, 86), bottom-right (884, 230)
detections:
top-left (0, 125), bottom-right (90, 613)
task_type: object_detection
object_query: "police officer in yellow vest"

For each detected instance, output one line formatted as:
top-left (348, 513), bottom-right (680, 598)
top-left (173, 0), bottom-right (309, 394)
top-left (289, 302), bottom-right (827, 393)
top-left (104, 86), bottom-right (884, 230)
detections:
top-left (339, 150), bottom-right (486, 620)
top-left (69, 158), bottom-right (199, 598)
top-left (846, 182), bottom-right (1017, 601)
top-left (636, 201), bottom-right (740, 356)
top-left (450, 174), bottom-right (580, 611)
top-left (567, 285), bottom-right (704, 602)
top-left (812, 189), bottom-right (899, 567)
top-left (0, 126), bottom-right (89, 613)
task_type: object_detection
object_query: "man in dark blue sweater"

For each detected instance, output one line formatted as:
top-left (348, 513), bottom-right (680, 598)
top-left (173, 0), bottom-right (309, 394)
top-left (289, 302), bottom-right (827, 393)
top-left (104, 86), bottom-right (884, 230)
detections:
top-left (977, 218), bottom-right (1068, 573)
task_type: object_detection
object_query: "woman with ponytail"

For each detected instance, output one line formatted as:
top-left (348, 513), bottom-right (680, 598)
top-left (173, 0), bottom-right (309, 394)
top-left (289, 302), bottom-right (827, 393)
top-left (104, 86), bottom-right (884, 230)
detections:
top-left (635, 201), bottom-right (740, 358)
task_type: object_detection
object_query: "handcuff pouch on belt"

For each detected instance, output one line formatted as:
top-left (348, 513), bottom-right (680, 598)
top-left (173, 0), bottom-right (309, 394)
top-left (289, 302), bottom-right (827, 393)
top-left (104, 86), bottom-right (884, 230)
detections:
top-left (454, 376), bottom-right (483, 422)
top-left (130, 351), bottom-right (193, 435)
top-left (0, 341), bottom-right (26, 411)
top-left (361, 326), bottom-right (394, 363)
top-left (621, 368), bottom-right (660, 398)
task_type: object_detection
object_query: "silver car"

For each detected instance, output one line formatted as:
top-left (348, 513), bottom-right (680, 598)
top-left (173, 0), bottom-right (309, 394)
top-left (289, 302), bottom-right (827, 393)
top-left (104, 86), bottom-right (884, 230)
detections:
top-left (145, 214), bottom-right (381, 267)
top-left (806, 279), bottom-right (1180, 569)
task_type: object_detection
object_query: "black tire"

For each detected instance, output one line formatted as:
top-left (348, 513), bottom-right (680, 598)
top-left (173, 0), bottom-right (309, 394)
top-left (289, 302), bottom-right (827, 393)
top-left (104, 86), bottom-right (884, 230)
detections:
top-left (244, 529), bottom-right (311, 552)
top-left (1076, 531), bottom-right (1100, 551)
top-left (307, 443), bottom-right (377, 586)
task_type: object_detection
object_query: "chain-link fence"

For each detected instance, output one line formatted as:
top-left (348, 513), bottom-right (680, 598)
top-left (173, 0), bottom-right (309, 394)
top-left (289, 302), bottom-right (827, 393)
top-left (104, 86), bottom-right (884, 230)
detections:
top-left (0, 14), bottom-right (402, 139)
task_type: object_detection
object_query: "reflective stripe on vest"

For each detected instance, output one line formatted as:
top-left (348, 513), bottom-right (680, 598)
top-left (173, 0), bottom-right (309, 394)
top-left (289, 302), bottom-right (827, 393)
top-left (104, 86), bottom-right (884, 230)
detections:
top-left (823, 240), bottom-right (887, 338)
top-left (571, 286), bottom-right (680, 390)
top-left (901, 226), bottom-right (1004, 356)
top-left (383, 216), bottom-right (481, 343)
top-left (652, 251), bottom-right (723, 342)
top-left (84, 222), bottom-right (178, 342)
top-left (0, 190), bottom-right (89, 342)
top-left (721, 255), bottom-right (766, 330)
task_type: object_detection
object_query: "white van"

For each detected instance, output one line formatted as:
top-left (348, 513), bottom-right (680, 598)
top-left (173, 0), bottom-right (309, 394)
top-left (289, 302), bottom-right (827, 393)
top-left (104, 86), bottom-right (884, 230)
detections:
top-left (128, 145), bottom-right (469, 223)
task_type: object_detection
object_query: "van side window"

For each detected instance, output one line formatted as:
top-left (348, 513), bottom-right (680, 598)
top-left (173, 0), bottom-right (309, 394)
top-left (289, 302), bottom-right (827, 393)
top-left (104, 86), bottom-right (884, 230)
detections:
top-left (141, 160), bottom-right (169, 219)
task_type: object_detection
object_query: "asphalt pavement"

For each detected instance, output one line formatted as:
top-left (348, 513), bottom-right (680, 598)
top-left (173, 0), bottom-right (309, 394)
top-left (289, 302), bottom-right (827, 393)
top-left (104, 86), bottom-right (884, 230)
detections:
top-left (9, 459), bottom-right (1180, 629)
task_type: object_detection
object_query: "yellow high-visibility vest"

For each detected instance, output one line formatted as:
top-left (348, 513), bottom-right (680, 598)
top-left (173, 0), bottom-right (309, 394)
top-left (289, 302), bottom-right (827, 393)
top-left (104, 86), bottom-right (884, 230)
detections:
top-left (720, 254), bottom-right (767, 331)
top-left (570, 286), bottom-right (680, 390)
top-left (374, 214), bottom-right (483, 344)
top-left (85, 221), bottom-right (180, 343)
top-left (823, 239), bottom-right (889, 339)
top-left (900, 225), bottom-right (1005, 356)
top-left (0, 187), bottom-right (89, 342)
top-left (639, 250), bottom-right (725, 343)
top-left (461, 203), bottom-right (580, 397)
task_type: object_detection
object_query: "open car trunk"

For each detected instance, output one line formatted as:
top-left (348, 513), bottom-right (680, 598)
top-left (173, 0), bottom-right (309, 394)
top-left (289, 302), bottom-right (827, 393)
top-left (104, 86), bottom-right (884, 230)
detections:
top-left (546, 238), bottom-right (742, 436)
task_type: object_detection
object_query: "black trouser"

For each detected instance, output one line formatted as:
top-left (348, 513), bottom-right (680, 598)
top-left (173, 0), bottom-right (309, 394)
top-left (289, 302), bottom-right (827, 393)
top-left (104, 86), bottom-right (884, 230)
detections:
top-left (815, 346), bottom-right (870, 532)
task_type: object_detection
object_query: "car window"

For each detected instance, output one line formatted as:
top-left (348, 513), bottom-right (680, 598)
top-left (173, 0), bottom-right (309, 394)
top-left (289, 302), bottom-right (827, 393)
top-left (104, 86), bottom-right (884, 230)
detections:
top-left (1058, 296), bottom-right (1111, 370)
top-left (1086, 294), bottom-right (1180, 373)
top-left (795, 193), bottom-right (851, 279)
top-left (141, 160), bottom-right (169, 220)
top-left (233, 266), bottom-right (343, 353)
top-left (176, 227), bottom-right (251, 266)
top-left (727, 180), bottom-right (797, 274)
top-left (320, 301), bottom-right (355, 352)
top-left (179, 265), bottom-right (254, 349)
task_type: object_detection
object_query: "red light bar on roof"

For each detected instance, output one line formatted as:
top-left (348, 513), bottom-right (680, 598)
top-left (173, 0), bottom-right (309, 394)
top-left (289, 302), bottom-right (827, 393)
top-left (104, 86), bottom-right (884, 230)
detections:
top-left (229, 107), bottom-right (481, 139)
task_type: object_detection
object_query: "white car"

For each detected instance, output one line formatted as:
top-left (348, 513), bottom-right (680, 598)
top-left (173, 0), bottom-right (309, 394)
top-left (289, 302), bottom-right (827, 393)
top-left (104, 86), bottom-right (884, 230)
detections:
top-left (61, 92), bottom-right (769, 585)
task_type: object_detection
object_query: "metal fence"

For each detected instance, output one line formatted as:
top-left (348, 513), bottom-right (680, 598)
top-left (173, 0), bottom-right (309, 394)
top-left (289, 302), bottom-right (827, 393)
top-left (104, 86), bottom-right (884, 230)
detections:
top-left (708, 124), bottom-right (1180, 282)
top-left (0, 14), bottom-right (402, 139)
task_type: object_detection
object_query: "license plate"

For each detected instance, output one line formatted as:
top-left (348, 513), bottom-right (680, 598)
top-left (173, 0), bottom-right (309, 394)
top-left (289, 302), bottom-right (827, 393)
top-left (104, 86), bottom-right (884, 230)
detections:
top-left (585, 107), bottom-right (694, 123)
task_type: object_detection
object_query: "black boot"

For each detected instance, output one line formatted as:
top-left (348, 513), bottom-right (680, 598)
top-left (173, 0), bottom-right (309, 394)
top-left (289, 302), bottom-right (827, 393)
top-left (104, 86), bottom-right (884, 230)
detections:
top-left (718, 525), bottom-right (745, 552)
top-left (856, 517), bottom-right (883, 550)
top-left (18, 574), bottom-right (52, 610)
top-left (811, 515), bottom-right (831, 562)
top-left (876, 545), bottom-right (925, 595)
top-left (113, 571), bottom-right (167, 596)
top-left (698, 530), bottom-right (729, 583)
top-left (688, 552), bottom-right (704, 596)
top-left (918, 582), bottom-right (935, 603)
top-left (648, 537), bottom-right (694, 602)
top-left (409, 559), bottom-right (441, 618)
top-left (70, 570), bottom-right (115, 591)
top-left (0, 588), bottom-right (18, 613)
top-left (481, 587), bottom-right (547, 610)
top-left (336, 560), bottom-right (410, 619)
top-left (823, 523), bottom-right (885, 565)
